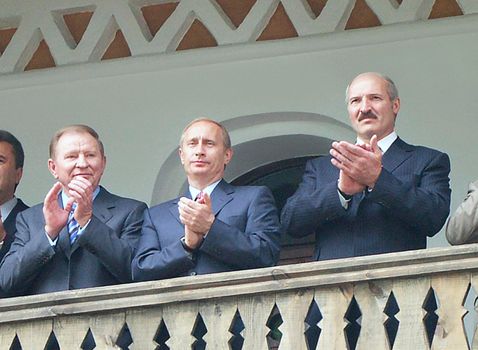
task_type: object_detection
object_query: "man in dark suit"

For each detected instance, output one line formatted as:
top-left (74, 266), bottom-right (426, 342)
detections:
top-left (0, 125), bottom-right (146, 295)
top-left (0, 130), bottom-right (28, 261)
top-left (132, 118), bottom-right (281, 281)
top-left (281, 72), bottom-right (451, 260)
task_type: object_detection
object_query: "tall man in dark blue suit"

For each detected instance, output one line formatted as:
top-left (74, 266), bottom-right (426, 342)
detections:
top-left (0, 130), bottom-right (28, 262)
top-left (0, 125), bottom-right (146, 296)
top-left (132, 118), bottom-right (281, 281)
top-left (281, 72), bottom-right (451, 260)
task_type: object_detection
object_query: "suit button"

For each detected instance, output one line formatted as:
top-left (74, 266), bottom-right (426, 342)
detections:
top-left (190, 271), bottom-right (197, 276)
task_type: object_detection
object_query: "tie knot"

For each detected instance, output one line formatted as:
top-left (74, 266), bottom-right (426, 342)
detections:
top-left (195, 191), bottom-right (205, 203)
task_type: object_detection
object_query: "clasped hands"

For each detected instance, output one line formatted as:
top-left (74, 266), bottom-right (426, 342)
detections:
top-left (178, 193), bottom-right (214, 250)
top-left (330, 135), bottom-right (383, 196)
top-left (43, 177), bottom-right (94, 239)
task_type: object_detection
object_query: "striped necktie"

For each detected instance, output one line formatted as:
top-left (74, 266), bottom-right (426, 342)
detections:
top-left (68, 206), bottom-right (80, 244)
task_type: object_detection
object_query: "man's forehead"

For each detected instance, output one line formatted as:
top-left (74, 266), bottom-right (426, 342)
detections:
top-left (349, 79), bottom-right (387, 96)
top-left (0, 141), bottom-right (13, 152)
top-left (0, 142), bottom-right (15, 159)
top-left (185, 123), bottom-right (221, 138)
top-left (57, 132), bottom-right (100, 149)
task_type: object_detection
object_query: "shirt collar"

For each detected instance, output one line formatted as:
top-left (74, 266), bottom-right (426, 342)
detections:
top-left (0, 197), bottom-right (18, 222)
top-left (61, 186), bottom-right (101, 209)
top-left (189, 179), bottom-right (221, 200)
top-left (357, 131), bottom-right (397, 154)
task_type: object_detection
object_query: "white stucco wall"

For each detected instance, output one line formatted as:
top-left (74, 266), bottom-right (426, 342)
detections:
top-left (1, 14), bottom-right (477, 248)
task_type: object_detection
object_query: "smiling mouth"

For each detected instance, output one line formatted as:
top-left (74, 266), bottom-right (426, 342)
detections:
top-left (73, 174), bottom-right (92, 178)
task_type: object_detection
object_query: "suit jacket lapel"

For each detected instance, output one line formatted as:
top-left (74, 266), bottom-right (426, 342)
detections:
top-left (168, 198), bottom-right (182, 225)
top-left (2, 200), bottom-right (28, 237)
top-left (381, 138), bottom-right (414, 173)
top-left (211, 180), bottom-right (234, 216)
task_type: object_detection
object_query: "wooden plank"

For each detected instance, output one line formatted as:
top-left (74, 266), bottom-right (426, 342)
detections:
top-left (161, 301), bottom-right (198, 349)
top-left (199, 297), bottom-right (238, 349)
top-left (88, 312), bottom-right (125, 350)
top-left (126, 306), bottom-right (163, 350)
top-left (238, 293), bottom-right (276, 350)
top-left (391, 277), bottom-right (430, 350)
top-left (431, 272), bottom-right (469, 349)
top-left (0, 322), bottom-right (20, 349)
top-left (275, 288), bottom-right (314, 350)
top-left (13, 319), bottom-right (53, 350)
top-left (355, 280), bottom-right (393, 350)
top-left (315, 284), bottom-right (354, 350)
top-left (54, 314), bottom-right (91, 349)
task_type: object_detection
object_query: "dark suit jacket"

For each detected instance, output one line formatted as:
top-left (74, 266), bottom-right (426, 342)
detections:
top-left (0, 199), bottom-right (29, 261)
top-left (132, 180), bottom-right (281, 281)
top-left (0, 187), bottom-right (146, 296)
top-left (281, 138), bottom-right (451, 260)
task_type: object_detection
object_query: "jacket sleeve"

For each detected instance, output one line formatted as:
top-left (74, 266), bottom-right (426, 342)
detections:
top-left (280, 158), bottom-right (347, 238)
top-left (132, 208), bottom-right (196, 281)
top-left (0, 211), bottom-right (56, 295)
top-left (446, 180), bottom-right (478, 245)
top-left (366, 151), bottom-right (451, 237)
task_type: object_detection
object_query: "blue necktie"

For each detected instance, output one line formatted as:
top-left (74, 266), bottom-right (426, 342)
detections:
top-left (68, 206), bottom-right (80, 244)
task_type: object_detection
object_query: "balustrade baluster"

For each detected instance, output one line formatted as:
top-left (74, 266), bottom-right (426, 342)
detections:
top-left (431, 272), bottom-right (469, 349)
top-left (238, 293), bottom-right (276, 349)
top-left (391, 277), bottom-right (430, 350)
top-left (315, 284), bottom-right (353, 349)
top-left (354, 280), bottom-right (392, 350)
top-left (126, 307), bottom-right (163, 350)
top-left (275, 289), bottom-right (314, 350)
top-left (161, 301), bottom-right (198, 349)
top-left (200, 297), bottom-right (238, 349)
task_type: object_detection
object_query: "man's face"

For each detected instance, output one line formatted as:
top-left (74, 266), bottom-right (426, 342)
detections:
top-left (179, 121), bottom-right (232, 187)
top-left (48, 131), bottom-right (106, 192)
top-left (0, 142), bottom-right (22, 205)
top-left (347, 73), bottom-right (400, 142)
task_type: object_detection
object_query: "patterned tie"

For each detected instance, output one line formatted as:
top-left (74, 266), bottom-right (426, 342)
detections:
top-left (195, 191), bottom-right (205, 204)
top-left (68, 205), bottom-right (80, 244)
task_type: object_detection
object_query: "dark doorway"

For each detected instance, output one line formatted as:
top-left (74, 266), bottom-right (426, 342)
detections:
top-left (231, 156), bottom-right (320, 265)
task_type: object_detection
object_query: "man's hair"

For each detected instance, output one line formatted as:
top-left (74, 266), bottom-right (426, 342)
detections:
top-left (179, 118), bottom-right (232, 149)
top-left (0, 130), bottom-right (24, 169)
top-left (345, 72), bottom-right (399, 103)
top-left (49, 125), bottom-right (104, 158)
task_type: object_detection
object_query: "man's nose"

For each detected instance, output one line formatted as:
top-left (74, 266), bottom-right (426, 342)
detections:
top-left (195, 144), bottom-right (206, 155)
top-left (360, 99), bottom-right (371, 111)
top-left (76, 154), bottom-right (88, 167)
top-left (361, 97), bottom-right (374, 112)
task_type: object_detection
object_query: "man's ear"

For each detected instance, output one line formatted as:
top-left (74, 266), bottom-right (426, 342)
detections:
top-left (224, 148), bottom-right (233, 166)
top-left (179, 147), bottom-right (185, 165)
top-left (392, 97), bottom-right (400, 116)
top-left (15, 167), bottom-right (23, 185)
top-left (48, 158), bottom-right (58, 179)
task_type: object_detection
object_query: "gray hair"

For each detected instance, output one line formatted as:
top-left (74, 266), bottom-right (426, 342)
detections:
top-left (345, 72), bottom-right (399, 103)
top-left (50, 124), bottom-right (104, 158)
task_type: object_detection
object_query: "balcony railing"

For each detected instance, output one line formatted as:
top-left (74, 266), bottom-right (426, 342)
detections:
top-left (1, 245), bottom-right (478, 349)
